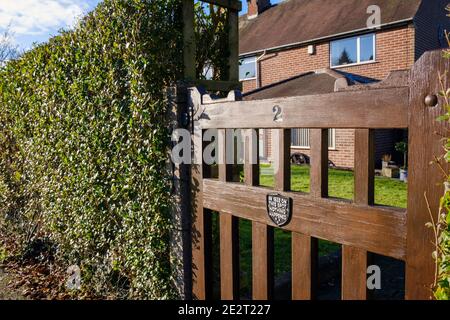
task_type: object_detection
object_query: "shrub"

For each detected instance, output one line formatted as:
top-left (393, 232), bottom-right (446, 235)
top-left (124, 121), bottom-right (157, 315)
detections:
top-left (430, 7), bottom-right (450, 300)
top-left (0, 0), bottom-right (228, 299)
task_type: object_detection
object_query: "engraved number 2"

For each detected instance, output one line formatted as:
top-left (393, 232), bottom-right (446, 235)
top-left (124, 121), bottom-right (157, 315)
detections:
top-left (273, 105), bottom-right (283, 122)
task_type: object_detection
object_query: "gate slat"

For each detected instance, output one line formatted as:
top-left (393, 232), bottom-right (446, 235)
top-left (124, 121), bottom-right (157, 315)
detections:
top-left (220, 214), bottom-right (239, 300)
top-left (310, 129), bottom-right (329, 198)
top-left (192, 127), bottom-right (213, 300)
top-left (252, 222), bottom-right (274, 300)
top-left (342, 246), bottom-right (368, 300)
top-left (292, 233), bottom-right (318, 300)
top-left (274, 129), bottom-right (291, 191)
top-left (218, 129), bottom-right (239, 300)
top-left (342, 129), bottom-right (374, 300)
top-left (243, 128), bottom-right (274, 300)
top-left (292, 129), bottom-right (325, 299)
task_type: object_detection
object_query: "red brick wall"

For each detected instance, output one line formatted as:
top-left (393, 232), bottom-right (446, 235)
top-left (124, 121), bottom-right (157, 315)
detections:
top-left (241, 26), bottom-right (416, 167)
top-left (291, 129), bottom-right (355, 169)
top-left (241, 26), bottom-right (416, 92)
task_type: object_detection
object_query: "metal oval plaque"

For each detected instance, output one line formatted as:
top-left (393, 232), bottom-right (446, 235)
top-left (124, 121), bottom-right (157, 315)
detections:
top-left (266, 194), bottom-right (292, 227)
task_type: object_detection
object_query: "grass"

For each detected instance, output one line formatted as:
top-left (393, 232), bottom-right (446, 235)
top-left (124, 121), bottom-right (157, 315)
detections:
top-left (235, 164), bottom-right (407, 296)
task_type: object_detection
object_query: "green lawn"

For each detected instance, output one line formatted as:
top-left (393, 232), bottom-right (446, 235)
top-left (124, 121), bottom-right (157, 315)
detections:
top-left (236, 164), bottom-right (407, 296)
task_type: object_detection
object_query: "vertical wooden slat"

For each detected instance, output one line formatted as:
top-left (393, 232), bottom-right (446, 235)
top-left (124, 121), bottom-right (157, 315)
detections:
top-left (218, 129), bottom-right (233, 182)
top-left (220, 214), bottom-right (239, 300)
top-left (227, 9), bottom-right (239, 82)
top-left (354, 129), bottom-right (375, 205)
top-left (182, 0), bottom-right (196, 80)
top-left (253, 128), bottom-right (290, 299)
top-left (342, 246), bottom-right (368, 300)
top-left (292, 129), bottom-right (324, 300)
top-left (274, 129), bottom-right (291, 191)
top-left (218, 129), bottom-right (239, 300)
top-left (244, 129), bottom-right (259, 186)
top-left (341, 129), bottom-right (374, 300)
top-left (252, 222), bottom-right (274, 300)
top-left (310, 129), bottom-right (329, 198)
top-left (406, 51), bottom-right (449, 300)
top-left (292, 233), bottom-right (318, 300)
top-left (192, 126), bottom-right (213, 300)
top-left (243, 128), bottom-right (271, 299)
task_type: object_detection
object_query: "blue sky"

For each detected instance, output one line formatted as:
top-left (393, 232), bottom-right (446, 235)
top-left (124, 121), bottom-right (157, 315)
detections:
top-left (0, 0), bottom-right (282, 50)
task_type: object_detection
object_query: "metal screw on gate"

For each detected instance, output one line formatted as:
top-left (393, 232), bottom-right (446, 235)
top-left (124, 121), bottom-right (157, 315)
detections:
top-left (425, 94), bottom-right (438, 107)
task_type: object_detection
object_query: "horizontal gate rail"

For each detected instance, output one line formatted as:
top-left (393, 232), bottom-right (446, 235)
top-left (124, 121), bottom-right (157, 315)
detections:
top-left (202, 179), bottom-right (407, 261)
top-left (196, 87), bottom-right (409, 129)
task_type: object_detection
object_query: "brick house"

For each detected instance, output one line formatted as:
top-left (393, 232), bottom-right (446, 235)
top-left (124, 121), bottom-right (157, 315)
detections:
top-left (239, 0), bottom-right (449, 168)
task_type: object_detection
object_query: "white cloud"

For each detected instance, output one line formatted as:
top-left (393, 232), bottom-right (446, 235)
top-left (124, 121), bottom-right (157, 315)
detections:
top-left (0, 0), bottom-right (91, 36)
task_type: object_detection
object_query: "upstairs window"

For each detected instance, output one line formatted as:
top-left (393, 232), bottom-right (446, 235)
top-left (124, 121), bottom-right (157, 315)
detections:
top-left (239, 56), bottom-right (257, 80)
top-left (331, 34), bottom-right (375, 67)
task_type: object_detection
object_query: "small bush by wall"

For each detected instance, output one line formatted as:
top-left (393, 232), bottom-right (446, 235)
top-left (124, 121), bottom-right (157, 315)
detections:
top-left (0, 0), bottom-right (227, 299)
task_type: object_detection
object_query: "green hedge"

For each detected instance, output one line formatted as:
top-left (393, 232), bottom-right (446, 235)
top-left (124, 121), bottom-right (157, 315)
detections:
top-left (0, 0), bottom-right (226, 299)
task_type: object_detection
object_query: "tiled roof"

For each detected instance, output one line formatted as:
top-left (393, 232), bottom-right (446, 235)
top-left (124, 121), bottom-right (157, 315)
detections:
top-left (239, 0), bottom-right (422, 55)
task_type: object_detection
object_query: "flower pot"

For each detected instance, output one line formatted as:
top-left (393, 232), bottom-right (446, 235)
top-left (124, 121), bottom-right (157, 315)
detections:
top-left (382, 161), bottom-right (389, 169)
top-left (400, 169), bottom-right (408, 182)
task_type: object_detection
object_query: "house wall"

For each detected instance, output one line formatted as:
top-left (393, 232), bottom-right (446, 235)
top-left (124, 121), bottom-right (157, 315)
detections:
top-left (242, 26), bottom-right (416, 168)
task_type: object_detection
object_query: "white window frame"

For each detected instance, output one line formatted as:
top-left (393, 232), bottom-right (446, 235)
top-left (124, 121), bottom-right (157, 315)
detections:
top-left (291, 128), bottom-right (336, 150)
top-left (239, 56), bottom-right (257, 81)
top-left (330, 33), bottom-right (376, 68)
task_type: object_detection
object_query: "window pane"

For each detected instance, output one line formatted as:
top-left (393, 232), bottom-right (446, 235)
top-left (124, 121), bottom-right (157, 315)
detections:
top-left (360, 34), bottom-right (375, 62)
top-left (331, 38), bottom-right (357, 66)
top-left (291, 128), bottom-right (310, 148)
top-left (239, 57), bottom-right (256, 80)
top-left (202, 64), bottom-right (214, 80)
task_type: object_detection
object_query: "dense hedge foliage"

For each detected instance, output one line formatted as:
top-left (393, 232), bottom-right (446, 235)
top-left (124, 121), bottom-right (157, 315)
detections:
top-left (0, 0), bottom-right (227, 299)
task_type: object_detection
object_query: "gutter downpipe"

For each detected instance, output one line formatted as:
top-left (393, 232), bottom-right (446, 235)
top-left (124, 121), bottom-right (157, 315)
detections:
top-left (255, 50), bottom-right (267, 159)
top-left (256, 50), bottom-right (267, 88)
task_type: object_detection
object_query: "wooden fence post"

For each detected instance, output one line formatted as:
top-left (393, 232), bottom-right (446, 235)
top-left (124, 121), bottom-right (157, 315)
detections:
top-left (406, 50), bottom-right (449, 300)
top-left (167, 83), bottom-right (193, 299)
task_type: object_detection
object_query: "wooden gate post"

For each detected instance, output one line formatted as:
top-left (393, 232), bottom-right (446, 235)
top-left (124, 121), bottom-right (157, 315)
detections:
top-left (406, 50), bottom-right (449, 300)
top-left (167, 83), bottom-right (193, 299)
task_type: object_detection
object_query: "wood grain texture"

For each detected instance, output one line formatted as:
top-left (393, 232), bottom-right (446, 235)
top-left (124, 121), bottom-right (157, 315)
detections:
top-left (220, 213), bottom-right (240, 300)
top-left (310, 129), bottom-right (328, 198)
top-left (191, 126), bottom-right (213, 300)
top-left (273, 129), bottom-right (291, 192)
top-left (203, 179), bottom-right (407, 260)
top-left (227, 9), bottom-right (239, 82)
top-left (406, 50), bottom-right (450, 300)
top-left (217, 129), bottom-right (239, 299)
top-left (198, 87), bottom-right (409, 129)
top-left (252, 222), bottom-right (274, 300)
top-left (244, 129), bottom-right (259, 187)
top-left (354, 129), bottom-right (375, 205)
top-left (218, 129), bottom-right (233, 182)
top-left (292, 233), bottom-right (318, 300)
top-left (182, 0), bottom-right (195, 80)
top-left (342, 246), bottom-right (368, 300)
top-left (341, 129), bottom-right (374, 300)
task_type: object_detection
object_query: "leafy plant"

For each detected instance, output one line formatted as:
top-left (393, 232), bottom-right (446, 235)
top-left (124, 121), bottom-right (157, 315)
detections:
top-left (428, 6), bottom-right (450, 300)
top-left (395, 141), bottom-right (408, 169)
top-left (0, 0), bottom-right (227, 299)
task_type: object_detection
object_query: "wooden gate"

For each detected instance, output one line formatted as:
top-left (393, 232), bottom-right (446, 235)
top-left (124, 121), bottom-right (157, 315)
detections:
top-left (188, 50), bottom-right (449, 300)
